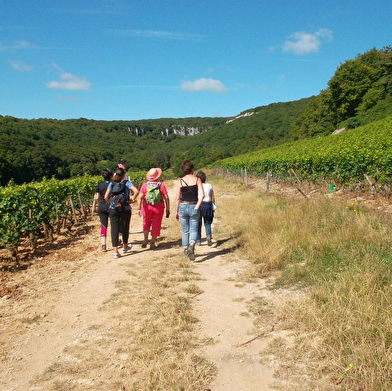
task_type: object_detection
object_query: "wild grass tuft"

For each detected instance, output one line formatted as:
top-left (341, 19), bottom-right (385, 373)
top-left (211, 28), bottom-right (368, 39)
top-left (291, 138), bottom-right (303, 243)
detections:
top-left (213, 176), bottom-right (392, 390)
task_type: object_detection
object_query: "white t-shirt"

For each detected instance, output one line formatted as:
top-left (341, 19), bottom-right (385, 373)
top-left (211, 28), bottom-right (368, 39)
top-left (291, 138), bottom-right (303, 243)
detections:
top-left (202, 183), bottom-right (213, 202)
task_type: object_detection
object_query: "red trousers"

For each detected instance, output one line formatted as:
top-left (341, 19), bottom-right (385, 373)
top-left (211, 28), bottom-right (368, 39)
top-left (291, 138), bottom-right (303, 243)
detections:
top-left (142, 202), bottom-right (164, 237)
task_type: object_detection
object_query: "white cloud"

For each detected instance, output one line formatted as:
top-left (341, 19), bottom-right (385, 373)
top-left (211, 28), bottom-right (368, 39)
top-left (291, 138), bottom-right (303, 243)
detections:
top-left (107, 29), bottom-right (207, 42)
top-left (11, 61), bottom-right (32, 72)
top-left (180, 78), bottom-right (228, 93)
top-left (0, 40), bottom-right (37, 51)
top-left (46, 65), bottom-right (92, 91)
top-left (15, 40), bottom-right (35, 48)
top-left (283, 28), bottom-right (333, 54)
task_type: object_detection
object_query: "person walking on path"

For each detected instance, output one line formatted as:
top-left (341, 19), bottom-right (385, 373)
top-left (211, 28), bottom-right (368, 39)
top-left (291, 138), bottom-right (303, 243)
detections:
top-left (94, 168), bottom-right (113, 252)
top-left (137, 168), bottom-right (170, 249)
top-left (175, 160), bottom-right (204, 261)
top-left (196, 171), bottom-right (215, 246)
top-left (115, 158), bottom-right (130, 181)
top-left (104, 167), bottom-right (139, 258)
top-left (114, 158), bottom-right (131, 244)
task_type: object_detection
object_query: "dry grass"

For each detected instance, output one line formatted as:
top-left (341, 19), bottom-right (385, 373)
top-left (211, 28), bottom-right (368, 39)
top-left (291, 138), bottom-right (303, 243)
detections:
top-left (212, 175), bottom-right (392, 390)
top-left (103, 234), bottom-right (216, 390)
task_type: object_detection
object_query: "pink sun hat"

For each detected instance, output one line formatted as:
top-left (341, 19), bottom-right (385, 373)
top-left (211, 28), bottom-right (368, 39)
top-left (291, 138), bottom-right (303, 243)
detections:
top-left (146, 167), bottom-right (162, 181)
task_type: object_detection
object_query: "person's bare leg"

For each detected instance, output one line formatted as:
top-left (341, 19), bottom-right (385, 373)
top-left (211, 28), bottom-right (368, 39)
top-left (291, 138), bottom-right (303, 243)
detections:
top-left (150, 236), bottom-right (157, 249)
top-left (142, 231), bottom-right (149, 248)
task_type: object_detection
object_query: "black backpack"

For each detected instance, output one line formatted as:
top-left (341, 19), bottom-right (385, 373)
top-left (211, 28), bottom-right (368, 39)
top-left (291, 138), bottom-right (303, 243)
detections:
top-left (110, 181), bottom-right (128, 211)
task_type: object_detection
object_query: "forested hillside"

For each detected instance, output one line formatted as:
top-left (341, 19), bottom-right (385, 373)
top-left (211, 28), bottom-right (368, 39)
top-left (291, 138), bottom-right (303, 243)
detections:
top-left (0, 100), bottom-right (310, 185)
top-left (292, 46), bottom-right (392, 138)
top-left (1, 45), bottom-right (391, 186)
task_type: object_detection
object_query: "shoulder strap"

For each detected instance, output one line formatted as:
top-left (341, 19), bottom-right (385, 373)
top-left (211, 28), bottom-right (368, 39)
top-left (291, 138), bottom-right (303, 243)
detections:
top-left (180, 178), bottom-right (198, 196)
top-left (148, 181), bottom-right (160, 188)
top-left (181, 178), bottom-right (199, 187)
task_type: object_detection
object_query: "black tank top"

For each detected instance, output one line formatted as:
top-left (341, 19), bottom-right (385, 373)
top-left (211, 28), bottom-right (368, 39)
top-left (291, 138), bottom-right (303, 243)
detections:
top-left (96, 180), bottom-right (111, 204)
top-left (180, 179), bottom-right (198, 202)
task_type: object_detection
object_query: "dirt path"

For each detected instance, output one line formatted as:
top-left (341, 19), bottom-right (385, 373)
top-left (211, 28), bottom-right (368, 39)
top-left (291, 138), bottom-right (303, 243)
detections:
top-left (194, 247), bottom-right (275, 390)
top-left (0, 230), bottom-right (129, 390)
top-left (0, 182), bottom-right (276, 390)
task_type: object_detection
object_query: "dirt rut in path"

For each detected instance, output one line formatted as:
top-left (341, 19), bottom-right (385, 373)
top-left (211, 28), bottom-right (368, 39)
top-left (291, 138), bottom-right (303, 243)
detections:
top-left (193, 241), bottom-right (275, 390)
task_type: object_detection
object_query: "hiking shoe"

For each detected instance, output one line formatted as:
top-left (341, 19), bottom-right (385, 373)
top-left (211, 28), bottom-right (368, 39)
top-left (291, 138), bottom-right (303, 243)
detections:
top-left (122, 244), bottom-right (132, 253)
top-left (141, 240), bottom-right (149, 248)
top-left (187, 244), bottom-right (195, 261)
top-left (207, 236), bottom-right (212, 246)
top-left (101, 245), bottom-right (107, 252)
top-left (114, 252), bottom-right (121, 259)
top-left (183, 248), bottom-right (189, 257)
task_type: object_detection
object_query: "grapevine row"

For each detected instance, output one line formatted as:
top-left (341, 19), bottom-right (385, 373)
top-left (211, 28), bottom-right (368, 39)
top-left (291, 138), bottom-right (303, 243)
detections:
top-left (214, 117), bottom-right (392, 188)
top-left (0, 172), bottom-right (145, 263)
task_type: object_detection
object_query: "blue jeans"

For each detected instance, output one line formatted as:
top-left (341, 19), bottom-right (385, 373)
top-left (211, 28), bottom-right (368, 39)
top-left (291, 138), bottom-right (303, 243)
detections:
top-left (197, 215), bottom-right (213, 240)
top-left (178, 203), bottom-right (200, 248)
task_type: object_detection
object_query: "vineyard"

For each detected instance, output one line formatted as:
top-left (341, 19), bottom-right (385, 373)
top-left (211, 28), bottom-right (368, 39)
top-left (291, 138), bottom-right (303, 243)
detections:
top-left (2, 116), bottom-right (392, 264)
top-left (0, 172), bottom-right (146, 264)
top-left (214, 116), bottom-right (392, 191)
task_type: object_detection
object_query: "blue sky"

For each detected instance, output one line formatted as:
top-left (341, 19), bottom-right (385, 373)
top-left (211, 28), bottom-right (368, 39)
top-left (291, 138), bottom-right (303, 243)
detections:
top-left (1, 0), bottom-right (391, 121)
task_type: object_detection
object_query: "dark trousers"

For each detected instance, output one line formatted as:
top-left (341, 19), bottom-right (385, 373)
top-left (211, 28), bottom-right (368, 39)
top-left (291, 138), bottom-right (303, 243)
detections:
top-left (97, 202), bottom-right (109, 236)
top-left (109, 208), bottom-right (131, 247)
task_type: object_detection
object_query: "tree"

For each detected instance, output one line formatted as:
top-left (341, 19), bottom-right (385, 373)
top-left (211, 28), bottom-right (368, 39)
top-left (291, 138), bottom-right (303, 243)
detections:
top-left (291, 92), bottom-right (336, 138)
top-left (327, 48), bottom-right (381, 121)
top-left (378, 45), bottom-right (392, 94)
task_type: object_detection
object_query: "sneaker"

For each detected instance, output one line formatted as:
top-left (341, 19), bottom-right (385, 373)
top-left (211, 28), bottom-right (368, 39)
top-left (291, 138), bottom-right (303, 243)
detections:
top-left (141, 240), bottom-right (149, 248)
top-left (101, 245), bottom-right (107, 252)
top-left (187, 244), bottom-right (195, 261)
top-left (183, 248), bottom-right (189, 257)
top-left (114, 252), bottom-right (121, 259)
top-left (122, 244), bottom-right (132, 253)
top-left (207, 236), bottom-right (212, 246)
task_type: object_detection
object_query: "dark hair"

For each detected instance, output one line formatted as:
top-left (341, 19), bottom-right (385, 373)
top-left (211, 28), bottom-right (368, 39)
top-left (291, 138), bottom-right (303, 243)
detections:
top-left (180, 160), bottom-right (194, 175)
top-left (113, 167), bottom-right (125, 183)
top-left (196, 171), bottom-right (206, 183)
top-left (101, 168), bottom-right (113, 181)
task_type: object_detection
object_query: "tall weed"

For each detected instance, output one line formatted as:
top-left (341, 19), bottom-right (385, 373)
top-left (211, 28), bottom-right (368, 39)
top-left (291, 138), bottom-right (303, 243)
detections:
top-left (213, 176), bottom-right (392, 390)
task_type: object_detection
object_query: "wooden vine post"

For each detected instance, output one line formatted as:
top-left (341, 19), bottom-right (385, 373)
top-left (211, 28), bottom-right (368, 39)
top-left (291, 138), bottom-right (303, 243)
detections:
top-left (266, 171), bottom-right (272, 193)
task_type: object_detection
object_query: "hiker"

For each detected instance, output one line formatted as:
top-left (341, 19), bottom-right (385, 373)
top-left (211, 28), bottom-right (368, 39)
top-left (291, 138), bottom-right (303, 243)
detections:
top-left (175, 160), bottom-right (204, 261)
top-left (196, 171), bottom-right (216, 246)
top-left (104, 167), bottom-right (139, 258)
top-left (114, 158), bottom-right (131, 244)
top-left (137, 167), bottom-right (170, 249)
top-left (115, 158), bottom-right (130, 180)
top-left (94, 168), bottom-right (113, 252)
